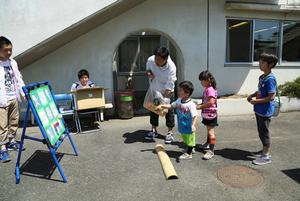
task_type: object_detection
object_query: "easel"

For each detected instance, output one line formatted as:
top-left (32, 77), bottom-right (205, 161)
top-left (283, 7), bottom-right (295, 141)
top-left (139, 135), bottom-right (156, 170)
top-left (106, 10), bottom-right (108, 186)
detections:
top-left (15, 81), bottom-right (78, 184)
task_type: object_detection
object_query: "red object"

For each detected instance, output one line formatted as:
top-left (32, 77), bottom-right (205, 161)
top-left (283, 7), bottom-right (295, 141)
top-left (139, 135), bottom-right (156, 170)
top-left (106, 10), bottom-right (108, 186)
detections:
top-left (54, 122), bottom-right (59, 129)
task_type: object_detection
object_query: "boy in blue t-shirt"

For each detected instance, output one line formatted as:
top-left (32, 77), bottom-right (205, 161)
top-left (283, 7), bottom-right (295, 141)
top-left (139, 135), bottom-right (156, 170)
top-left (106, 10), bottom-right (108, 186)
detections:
top-left (247, 53), bottom-right (278, 165)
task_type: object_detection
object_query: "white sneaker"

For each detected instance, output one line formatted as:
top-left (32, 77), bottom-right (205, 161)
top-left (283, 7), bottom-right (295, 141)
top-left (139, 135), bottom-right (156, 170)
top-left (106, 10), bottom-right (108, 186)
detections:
top-left (199, 143), bottom-right (210, 150)
top-left (250, 150), bottom-right (272, 159)
top-left (251, 150), bottom-right (263, 158)
top-left (179, 153), bottom-right (193, 160)
top-left (181, 147), bottom-right (196, 154)
top-left (165, 133), bottom-right (174, 144)
top-left (253, 154), bottom-right (272, 165)
top-left (145, 131), bottom-right (158, 140)
top-left (203, 150), bottom-right (214, 160)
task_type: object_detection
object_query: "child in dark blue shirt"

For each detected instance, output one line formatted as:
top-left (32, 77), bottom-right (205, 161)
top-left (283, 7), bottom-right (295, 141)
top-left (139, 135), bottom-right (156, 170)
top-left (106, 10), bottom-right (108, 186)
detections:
top-left (247, 53), bottom-right (278, 165)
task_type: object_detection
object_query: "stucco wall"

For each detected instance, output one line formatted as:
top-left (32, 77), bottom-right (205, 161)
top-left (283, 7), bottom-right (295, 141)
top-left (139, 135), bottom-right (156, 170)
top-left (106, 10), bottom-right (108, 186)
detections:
top-left (19, 0), bottom-right (300, 104)
top-left (21, 0), bottom-right (208, 101)
top-left (209, 0), bottom-right (300, 95)
top-left (0, 0), bottom-right (117, 56)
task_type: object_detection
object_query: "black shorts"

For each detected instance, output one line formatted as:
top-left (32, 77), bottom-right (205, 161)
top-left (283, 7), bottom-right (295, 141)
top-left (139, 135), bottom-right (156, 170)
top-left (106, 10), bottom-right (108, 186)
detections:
top-left (202, 117), bottom-right (218, 127)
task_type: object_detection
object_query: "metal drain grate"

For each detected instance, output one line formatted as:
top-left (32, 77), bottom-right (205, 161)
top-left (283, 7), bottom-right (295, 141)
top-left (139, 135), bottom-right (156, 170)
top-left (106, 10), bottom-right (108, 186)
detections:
top-left (217, 165), bottom-right (263, 188)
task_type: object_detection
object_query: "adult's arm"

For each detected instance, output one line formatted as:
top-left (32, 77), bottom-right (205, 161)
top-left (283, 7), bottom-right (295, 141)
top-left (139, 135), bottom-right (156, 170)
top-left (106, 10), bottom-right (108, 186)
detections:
top-left (12, 59), bottom-right (25, 97)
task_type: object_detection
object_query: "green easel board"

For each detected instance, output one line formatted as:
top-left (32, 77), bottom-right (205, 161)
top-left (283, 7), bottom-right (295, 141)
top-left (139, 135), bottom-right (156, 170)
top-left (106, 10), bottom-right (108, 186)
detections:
top-left (29, 85), bottom-right (65, 146)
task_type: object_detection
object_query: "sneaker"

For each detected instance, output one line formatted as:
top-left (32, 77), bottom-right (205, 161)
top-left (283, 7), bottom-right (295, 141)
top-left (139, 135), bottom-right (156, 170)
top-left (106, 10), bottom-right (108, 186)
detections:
top-left (253, 154), bottom-right (272, 165)
top-left (199, 142), bottom-right (210, 150)
top-left (182, 147), bottom-right (196, 154)
top-left (0, 150), bottom-right (11, 163)
top-left (7, 141), bottom-right (25, 151)
top-left (179, 153), bottom-right (193, 160)
top-left (165, 133), bottom-right (174, 144)
top-left (250, 150), bottom-right (271, 159)
top-left (203, 150), bottom-right (214, 160)
top-left (250, 150), bottom-right (263, 158)
top-left (145, 131), bottom-right (158, 140)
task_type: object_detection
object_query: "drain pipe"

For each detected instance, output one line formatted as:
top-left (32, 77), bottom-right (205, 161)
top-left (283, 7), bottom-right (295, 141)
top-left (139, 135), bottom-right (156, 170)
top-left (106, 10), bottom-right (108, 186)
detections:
top-left (207, 0), bottom-right (210, 71)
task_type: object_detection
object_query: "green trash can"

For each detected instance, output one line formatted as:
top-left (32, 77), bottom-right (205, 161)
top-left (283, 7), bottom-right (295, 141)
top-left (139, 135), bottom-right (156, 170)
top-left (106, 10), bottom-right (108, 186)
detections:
top-left (115, 90), bottom-right (134, 119)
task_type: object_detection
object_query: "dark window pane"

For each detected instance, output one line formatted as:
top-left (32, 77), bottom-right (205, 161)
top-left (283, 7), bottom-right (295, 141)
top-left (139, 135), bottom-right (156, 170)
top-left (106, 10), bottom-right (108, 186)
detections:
top-left (139, 36), bottom-right (160, 71)
top-left (118, 37), bottom-right (138, 72)
top-left (226, 19), bottom-right (252, 62)
top-left (118, 35), bottom-right (160, 72)
top-left (254, 20), bottom-right (279, 61)
top-left (282, 21), bottom-right (300, 62)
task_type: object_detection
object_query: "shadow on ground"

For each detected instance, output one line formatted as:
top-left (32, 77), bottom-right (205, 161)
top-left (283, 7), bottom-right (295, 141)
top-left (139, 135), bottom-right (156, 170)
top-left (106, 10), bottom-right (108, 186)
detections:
top-left (123, 130), bottom-right (165, 144)
top-left (282, 168), bottom-right (300, 184)
top-left (214, 148), bottom-right (253, 161)
top-left (20, 150), bottom-right (65, 182)
top-left (140, 148), bottom-right (182, 163)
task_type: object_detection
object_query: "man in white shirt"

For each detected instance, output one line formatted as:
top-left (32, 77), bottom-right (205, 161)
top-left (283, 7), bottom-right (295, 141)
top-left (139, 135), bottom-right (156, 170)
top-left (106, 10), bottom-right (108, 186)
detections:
top-left (0, 36), bottom-right (25, 162)
top-left (145, 47), bottom-right (177, 143)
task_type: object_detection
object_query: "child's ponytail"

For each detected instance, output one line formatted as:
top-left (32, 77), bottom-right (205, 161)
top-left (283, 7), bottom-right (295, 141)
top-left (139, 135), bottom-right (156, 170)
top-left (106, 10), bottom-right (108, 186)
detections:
top-left (198, 70), bottom-right (217, 89)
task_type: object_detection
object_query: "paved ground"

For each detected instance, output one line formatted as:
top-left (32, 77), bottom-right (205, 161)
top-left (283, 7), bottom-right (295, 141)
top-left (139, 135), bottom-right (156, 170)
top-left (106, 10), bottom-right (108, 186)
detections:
top-left (0, 112), bottom-right (300, 201)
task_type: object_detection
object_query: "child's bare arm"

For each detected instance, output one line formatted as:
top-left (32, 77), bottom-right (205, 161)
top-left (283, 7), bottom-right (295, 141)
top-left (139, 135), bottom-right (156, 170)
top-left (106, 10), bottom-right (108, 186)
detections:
top-left (247, 91), bottom-right (258, 102)
top-left (250, 93), bottom-right (276, 105)
top-left (197, 97), bottom-right (215, 110)
top-left (158, 103), bottom-right (172, 110)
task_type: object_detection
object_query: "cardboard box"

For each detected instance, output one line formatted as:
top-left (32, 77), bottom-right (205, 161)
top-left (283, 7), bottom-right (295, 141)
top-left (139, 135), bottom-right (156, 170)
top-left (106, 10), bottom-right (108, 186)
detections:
top-left (72, 87), bottom-right (107, 110)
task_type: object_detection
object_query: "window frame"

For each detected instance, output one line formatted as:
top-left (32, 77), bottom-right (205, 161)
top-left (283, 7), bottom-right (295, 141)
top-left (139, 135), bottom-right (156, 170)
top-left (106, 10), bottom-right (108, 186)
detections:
top-left (225, 17), bottom-right (254, 63)
top-left (117, 34), bottom-right (163, 76)
top-left (281, 20), bottom-right (300, 65)
top-left (253, 19), bottom-right (281, 62)
top-left (225, 17), bottom-right (300, 67)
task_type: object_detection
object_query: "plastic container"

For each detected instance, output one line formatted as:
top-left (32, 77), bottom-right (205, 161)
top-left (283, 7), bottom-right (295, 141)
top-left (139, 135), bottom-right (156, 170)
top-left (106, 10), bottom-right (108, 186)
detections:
top-left (115, 90), bottom-right (134, 119)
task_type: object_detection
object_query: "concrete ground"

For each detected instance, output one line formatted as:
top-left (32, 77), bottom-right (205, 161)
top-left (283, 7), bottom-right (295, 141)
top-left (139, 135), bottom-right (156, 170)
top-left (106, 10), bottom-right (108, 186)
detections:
top-left (0, 112), bottom-right (300, 201)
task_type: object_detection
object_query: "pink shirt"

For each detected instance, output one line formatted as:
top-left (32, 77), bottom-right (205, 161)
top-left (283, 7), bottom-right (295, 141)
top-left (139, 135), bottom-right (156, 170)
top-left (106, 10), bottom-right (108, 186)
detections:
top-left (202, 86), bottom-right (218, 119)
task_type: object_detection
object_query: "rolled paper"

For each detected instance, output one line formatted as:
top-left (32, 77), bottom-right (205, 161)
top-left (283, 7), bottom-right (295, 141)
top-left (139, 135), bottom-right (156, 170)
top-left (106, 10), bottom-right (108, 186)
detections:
top-left (155, 144), bottom-right (178, 180)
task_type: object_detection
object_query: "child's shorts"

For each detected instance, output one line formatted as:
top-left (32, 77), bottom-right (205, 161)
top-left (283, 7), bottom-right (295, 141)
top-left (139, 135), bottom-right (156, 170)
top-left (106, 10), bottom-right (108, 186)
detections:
top-left (181, 132), bottom-right (196, 147)
top-left (202, 117), bottom-right (218, 127)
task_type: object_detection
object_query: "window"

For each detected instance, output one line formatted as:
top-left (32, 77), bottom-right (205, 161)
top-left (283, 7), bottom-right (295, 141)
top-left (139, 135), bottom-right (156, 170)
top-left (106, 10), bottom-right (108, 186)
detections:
top-left (254, 20), bottom-right (280, 61)
top-left (226, 19), bottom-right (252, 62)
top-left (118, 37), bottom-right (138, 72)
top-left (226, 18), bottom-right (300, 64)
top-left (139, 36), bottom-right (161, 71)
top-left (118, 35), bottom-right (160, 73)
top-left (282, 21), bottom-right (300, 62)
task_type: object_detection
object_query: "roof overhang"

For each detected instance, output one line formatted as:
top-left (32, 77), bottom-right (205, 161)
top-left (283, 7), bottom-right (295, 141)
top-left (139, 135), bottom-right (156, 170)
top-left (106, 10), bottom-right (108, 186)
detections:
top-left (225, 1), bottom-right (300, 13)
top-left (15, 0), bottom-right (146, 69)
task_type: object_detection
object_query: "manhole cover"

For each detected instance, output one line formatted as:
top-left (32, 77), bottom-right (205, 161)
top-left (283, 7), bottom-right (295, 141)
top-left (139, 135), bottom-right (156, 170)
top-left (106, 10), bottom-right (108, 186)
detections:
top-left (217, 165), bottom-right (263, 188)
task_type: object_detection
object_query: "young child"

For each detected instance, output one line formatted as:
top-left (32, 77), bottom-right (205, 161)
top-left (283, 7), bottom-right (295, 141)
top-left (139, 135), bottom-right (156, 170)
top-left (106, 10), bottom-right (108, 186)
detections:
top-left (247, 53), bottom-right (278, 165)
top-left (70, 69), bottom-right (95, 91)
top-left (0, 36), bottom-right (26, 162)
top-left (197, 71), bottom-right (218, 160)
top-left (159, 81), bottom-right (198, 160)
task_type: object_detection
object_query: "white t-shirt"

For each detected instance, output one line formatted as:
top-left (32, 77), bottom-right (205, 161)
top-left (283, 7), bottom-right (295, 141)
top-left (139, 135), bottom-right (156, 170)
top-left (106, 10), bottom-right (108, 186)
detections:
top-left (171, 98), bottom-right (198, 134)
top-left (70, 81), bottom-right (95, 91)
top-left (1, 60), bottom-right (16, 101)
top-left (146, 55), bottom-right (177, 92)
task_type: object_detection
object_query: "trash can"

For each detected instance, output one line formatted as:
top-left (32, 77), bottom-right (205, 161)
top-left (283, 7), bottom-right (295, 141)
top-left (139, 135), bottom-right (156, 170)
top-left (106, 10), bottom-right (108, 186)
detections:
top-left (115, 90), bottom-right (134, 119)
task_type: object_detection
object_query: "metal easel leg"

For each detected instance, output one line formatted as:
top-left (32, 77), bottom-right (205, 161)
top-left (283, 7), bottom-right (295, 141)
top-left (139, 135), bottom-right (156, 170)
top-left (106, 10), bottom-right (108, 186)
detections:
top-left (15, 104), bottom-right (30, 184)
top-left (49, 147), bottom-right (68, 183)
